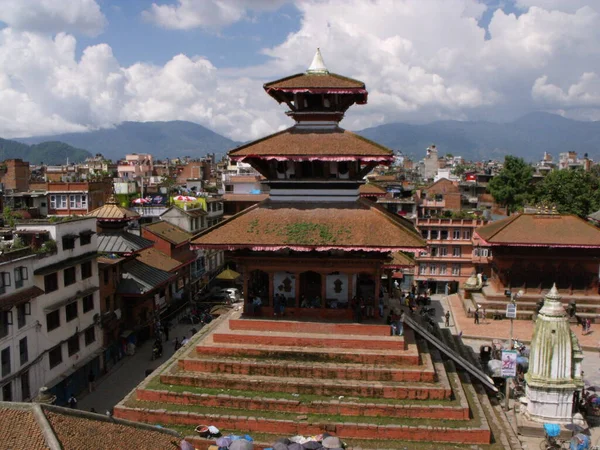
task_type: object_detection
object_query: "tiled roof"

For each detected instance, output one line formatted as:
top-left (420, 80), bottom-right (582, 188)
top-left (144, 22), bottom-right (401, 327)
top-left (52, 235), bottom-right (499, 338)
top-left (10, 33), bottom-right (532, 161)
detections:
top-left (86, 195), bottom-right (139, 221)
top-left (223, 193), bottom-right (269, 202)
top-left (191, 199), bottom-right (425, 252)
top-left (475, 213), bottom-right (600, 247)
top-left (0, 405), bottom-right (49, 450)
top-left (359, 183), bottom-right (387, 196)
top-left (143, 221), bottom-right (192, 245)
top-left (0, 286), bottom-right (44, 312)
top-left (97, 232), bottom-right (154, 254)
top-left (0, 402), bottom-right (183, 450)
top-left (383, 251), bottom-right (416, 268)
top-left (136, 247), bottom-right (186, 272)
top-left (229, 126), bottom-right (393, 159)
top-left (117, 259), bottom-right (173, 295)
top-left (264, 72), bottom-right (365, 90)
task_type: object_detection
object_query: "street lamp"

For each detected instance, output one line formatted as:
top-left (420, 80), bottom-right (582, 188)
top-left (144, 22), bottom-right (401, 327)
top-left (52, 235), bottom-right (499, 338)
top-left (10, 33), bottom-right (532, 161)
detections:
top-left (504, 289), bottom-right (524, 409)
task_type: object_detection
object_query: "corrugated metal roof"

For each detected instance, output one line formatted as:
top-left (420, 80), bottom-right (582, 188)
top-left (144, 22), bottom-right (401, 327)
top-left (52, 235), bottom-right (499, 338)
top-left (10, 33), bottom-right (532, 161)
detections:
top-left (117, 259), bottom-right (173, 295)
top-left (97, 232), bottom-right (154, 254)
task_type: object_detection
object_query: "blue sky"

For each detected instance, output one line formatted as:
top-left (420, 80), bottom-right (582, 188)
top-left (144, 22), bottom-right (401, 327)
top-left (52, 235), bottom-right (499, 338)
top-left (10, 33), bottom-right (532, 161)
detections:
top-left (0, 0), bottom-right (597, 140)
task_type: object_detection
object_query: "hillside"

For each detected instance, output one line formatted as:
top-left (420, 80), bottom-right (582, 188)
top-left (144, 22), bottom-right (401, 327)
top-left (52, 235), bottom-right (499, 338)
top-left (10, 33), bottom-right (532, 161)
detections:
top-left (0, 139), bottom-right (91, 164)
top-left (18, 121), bottom-right (239, 161)
top-left (357, 112), bottom-right (600, 162)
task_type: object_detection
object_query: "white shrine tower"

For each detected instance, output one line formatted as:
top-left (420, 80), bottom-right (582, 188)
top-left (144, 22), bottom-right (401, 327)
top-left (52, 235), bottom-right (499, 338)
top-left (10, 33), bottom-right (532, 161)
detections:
top-left (525, 285), bottom-right (584, 423)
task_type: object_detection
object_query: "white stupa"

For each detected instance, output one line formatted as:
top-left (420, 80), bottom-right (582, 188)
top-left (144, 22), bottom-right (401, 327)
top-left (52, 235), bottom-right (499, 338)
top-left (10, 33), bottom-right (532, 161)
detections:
top-left (525, 284), bottom-right (583, 423)
top-left (307, 48), bottom-right (328, 74)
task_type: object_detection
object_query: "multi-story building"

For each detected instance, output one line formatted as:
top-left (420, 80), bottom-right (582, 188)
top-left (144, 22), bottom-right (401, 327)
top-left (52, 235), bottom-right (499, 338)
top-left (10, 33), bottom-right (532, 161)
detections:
top-left (46, 181), bottom-right (112, 216)
top-left (2, 218), bottom-right (102, 405)
top-left (0, 159), bottom-right (30, 192)
top-left (414, 217), bottom-right (489, 294)
top-left (117, 154), bottom-right (154, 180)
top-left (0, 247), bottom-right (43, 402)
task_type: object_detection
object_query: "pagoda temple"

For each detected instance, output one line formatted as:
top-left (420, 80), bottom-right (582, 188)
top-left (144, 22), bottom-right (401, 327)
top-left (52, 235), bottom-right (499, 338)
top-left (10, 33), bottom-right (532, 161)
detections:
top-left (191, 50), bottom-right (425, 318)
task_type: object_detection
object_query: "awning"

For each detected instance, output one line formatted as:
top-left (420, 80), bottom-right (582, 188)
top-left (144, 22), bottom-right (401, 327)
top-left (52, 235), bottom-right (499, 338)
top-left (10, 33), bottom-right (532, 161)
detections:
top-left (43, 286), bottom-right (99, 312)
top-left (0, 286), bottom-right (44, 311)
top-left (216, 268), bottom-right (241, 280)
top-left (392, 272), bottom-right (404, 279)
top-left (34, 251), bottom-right (98, 276)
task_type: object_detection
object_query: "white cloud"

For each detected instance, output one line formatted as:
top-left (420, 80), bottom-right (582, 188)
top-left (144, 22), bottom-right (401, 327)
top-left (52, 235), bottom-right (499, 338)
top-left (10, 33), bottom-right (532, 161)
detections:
top-left (142, 0), bottom-right (287, 30)
top-left (0, 0), bottom-right (106, 37)
top-left (1, 0), bottom-right (600, 142)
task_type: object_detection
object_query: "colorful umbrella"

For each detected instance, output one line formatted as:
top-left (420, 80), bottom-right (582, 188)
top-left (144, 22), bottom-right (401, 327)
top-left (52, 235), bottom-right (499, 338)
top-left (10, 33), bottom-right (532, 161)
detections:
top-left (132, 198), bottom-right (149, 204)
top-left (174, 195), bottom-right (196, 201)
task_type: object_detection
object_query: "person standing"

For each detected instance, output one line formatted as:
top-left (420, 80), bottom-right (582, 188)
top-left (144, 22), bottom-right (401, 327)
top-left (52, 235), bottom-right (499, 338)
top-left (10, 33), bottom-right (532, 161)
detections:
top-left (474, 309), bottom-right (479, 325)
top-left (397, 310), bottom-right (404, 336)
top-left (68, 394), bottom-right (77, 409)
top-left (163, 322), bottom-right (170, 342)
top-left (88, 371), bottom-right (95, 393)
top-left (445, 310), bottom-right (451, 327)
top-left (174, 337), bottom-right (181, 352)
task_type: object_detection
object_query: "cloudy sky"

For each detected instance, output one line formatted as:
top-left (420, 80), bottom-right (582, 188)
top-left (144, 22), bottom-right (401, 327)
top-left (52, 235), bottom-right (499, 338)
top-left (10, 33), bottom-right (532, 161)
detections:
top-left (0, 0), bottom-right (599, 141)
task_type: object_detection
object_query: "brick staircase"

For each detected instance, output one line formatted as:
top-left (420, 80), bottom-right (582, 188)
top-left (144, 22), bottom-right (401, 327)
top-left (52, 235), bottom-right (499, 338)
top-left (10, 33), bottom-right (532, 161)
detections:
top-left (114, 311), bottom-right (503, 449)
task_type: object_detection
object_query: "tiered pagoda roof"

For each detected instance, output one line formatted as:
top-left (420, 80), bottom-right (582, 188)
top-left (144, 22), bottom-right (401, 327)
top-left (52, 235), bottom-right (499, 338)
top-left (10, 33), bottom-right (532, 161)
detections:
top-left (191, 199), bottom-right (424, 252)
top-left (86, 195), bottom-right (139, 222)
top-left (475, 212), bottom-right (600, 248)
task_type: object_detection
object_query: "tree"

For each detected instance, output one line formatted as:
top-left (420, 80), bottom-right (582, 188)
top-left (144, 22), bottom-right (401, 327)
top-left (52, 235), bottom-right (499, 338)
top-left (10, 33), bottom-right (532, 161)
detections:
top-left (532, 168), bottom-right (600, 218)
top-left (488, 156), bottom-right (533, 215)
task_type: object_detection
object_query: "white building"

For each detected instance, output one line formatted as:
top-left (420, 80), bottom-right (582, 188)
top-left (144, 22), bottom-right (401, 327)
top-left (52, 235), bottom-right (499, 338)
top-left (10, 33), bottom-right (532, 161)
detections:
top-left (12, 218), bottom-right (102, 404)
top-left (0, 248), bottom-right (42, 402)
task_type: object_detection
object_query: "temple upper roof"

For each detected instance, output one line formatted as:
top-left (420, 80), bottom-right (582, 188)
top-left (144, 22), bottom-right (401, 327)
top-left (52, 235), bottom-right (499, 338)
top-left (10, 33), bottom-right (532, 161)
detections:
top-left (474, 212), bottom-right (600, 248)
top-left (86, 195), bottom-right (139, 222)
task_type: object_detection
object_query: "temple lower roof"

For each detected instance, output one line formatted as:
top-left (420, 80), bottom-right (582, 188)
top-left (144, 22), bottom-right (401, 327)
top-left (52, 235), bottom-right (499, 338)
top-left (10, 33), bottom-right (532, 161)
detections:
top-left (191, 198), bottom-right (425, 252)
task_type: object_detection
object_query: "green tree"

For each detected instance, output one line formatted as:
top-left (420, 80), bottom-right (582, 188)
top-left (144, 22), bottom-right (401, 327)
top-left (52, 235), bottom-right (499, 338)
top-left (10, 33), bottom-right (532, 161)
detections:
top-left (533, 169), bottom-right (600, 218)
top-left (488, 156), bottom-right (533, 215)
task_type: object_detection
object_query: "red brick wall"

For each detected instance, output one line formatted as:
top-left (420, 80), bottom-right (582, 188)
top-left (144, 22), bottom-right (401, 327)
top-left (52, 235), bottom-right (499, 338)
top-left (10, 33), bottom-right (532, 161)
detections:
top-left (1, 159), bottom-right (30, 191)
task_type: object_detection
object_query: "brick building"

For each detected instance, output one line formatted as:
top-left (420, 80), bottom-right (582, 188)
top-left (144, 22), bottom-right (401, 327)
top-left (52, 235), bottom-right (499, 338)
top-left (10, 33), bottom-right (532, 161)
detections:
top-left (0, 159), bottom-right (30, 192)
top-left (417, 178), bottom-right (462, 216)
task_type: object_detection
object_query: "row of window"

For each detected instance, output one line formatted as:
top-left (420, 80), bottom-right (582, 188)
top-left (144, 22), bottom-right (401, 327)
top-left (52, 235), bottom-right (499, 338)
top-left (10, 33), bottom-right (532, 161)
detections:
top-left (46, 294), bottom-right (94, 332)
top-left (49, 194), bottom-right (88, 210)
top-left (44, 261), bottom-right (93, 293)
top-left (1, 370), bottom-right (30, 401)
top-left (0, 304), bottom-right (30, 339)
top-left (419, 263), bottom-right (461, 276)
top-left (49, 328), bottom-right (95, 369)
top-left (1, 337), bottom-right (28, 378)
top-left (421, 229), bottom-right (472, 240)
top-left (473, 248), bottom-right (492, 257)
top-left (0, 266), bottom-right (29, 294)
top-left (424, 247), bottom-right (463, 258)
top-left (62, 232), bottom-right (92, 250)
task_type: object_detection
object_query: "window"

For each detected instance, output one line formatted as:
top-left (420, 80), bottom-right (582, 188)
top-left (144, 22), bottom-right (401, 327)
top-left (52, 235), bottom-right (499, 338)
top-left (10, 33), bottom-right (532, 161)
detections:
top-left (463, 230), bottom-right (471, 240)
top-left (62, 236), bottom-right (76, 250)
top-left (2, 382), bottom-right (11, 402)
top-left (430, 247), bottom-right (438, 257)
top-left (440, 230), bottom-right (448, 240)
top-left (453, 247), bottom-right (461, 257)
top-left (67, 335), bottom-right (80, 356)
top-left (440, 247), bottom-right (448, 257)
top-left (14, 266), bottom-right (27, 289)
top-left (17, 304), bottom-right (26, 328)
top-left (452, 264), bottom-right (460, 276)
top-left (21, 371), bottom-right (30, 400)
top-left (69, 194), bottom-right (88, 209)
top-left (64, 266), bottom-right (76, 286)
top-left (44, 273), bottom-right (58, 292)
top-left (19, 337), bottom-right (28, 365)
top-left (430, 230), bottom-right (439, 240)
top-left (50, 195), bottom-right (57, 209)
top-left (453, 229), bottom-right (461, 239)
top-left (439, 264), bottom-right (448, 275)
top-left (66, 301), bottom-right (78, 322)
top-left (0, 312), bottom-right (9, 339)
top-left (0, 272), bottom-right (11, 294)
top-left (81, 261), bottom-right (92, 279)
top-left (82, 294), bottom-right (94, 313)
top-left (419, 264), bottom-right (427, 275)
top-left (103, 269), bottom-right (109, 285)
top-left (46, 310), bottom-right (60, 332)
top-left (48, 345), bottom-right (62, 369)
top-left (80, 232), bottom-right (92, 246)
top-left (51, 195), bottom-right (68, 209)
top-left (429, 264), bottom-right (437, 275)
top-left (1, 347), bottom-right (10, 377)
top-left (421, 230), bottom-right (428, 239)
top-left (84, 327), bottom-right (96, 346)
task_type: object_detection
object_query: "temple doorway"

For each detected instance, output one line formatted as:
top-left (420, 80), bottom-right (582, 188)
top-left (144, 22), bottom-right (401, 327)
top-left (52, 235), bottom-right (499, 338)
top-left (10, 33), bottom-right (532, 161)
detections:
top-left (299, 271), bottom-right (322, 307)
top-left (249, 270), bottom-right (269, 305)
top-left (356, 273), bottom-right (376, 300)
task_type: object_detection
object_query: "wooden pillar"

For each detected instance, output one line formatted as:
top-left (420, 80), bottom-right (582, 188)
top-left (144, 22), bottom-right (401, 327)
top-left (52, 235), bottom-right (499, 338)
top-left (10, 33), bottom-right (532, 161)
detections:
top-left (321, 273), bottom-right (327, 309)
top-left (243, 265), bottom-right (249, 312)
top-left (294, 272), bottom-right (300, 307)
top-left (374, 267), bottom-right (381, 308)
top-left (268, 272), bottom-right (274, 307)
top-left (347, 272), bottom-right (354, 303)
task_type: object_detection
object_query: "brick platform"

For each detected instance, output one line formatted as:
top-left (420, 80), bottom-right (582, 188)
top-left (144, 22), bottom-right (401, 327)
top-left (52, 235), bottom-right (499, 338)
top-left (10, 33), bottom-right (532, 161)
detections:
top-left (114, 310), bottom-right (510, 448)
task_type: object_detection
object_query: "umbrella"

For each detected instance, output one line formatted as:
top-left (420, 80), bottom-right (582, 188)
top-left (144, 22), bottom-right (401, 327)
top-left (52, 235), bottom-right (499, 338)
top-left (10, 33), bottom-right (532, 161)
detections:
top-left (174, 195), bottom-right (196, 201)
top-left (217, 268), bottom-right (241, 281)
top-left (288, 444), bottom-right (304, 450)
top-left (322, 437), bottom-right (343, 449)
top-left (302, 442), bottom-right (322, 449)
top-left (229, 439), bottom-right (254, 450)
top-left (215, 437), bottom-right (232, 447)
top-left (132, 198), bottom-right (149, 204)
top-left (180, 440), bottom-right (195, 450)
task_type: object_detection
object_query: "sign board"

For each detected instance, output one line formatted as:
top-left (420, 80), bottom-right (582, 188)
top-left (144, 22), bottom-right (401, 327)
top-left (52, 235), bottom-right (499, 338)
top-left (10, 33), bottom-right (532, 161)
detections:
top-left (501, 350), bottom-right (518, 377)
top-left (506, 303), bottom-right (517, 319)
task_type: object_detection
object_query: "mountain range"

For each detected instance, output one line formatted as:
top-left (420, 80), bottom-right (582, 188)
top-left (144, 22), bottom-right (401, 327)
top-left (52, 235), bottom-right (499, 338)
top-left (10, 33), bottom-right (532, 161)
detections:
top-left (9, 112), bottom-right (600, 164)
top-left (0, 139), bottom-right (91, 165)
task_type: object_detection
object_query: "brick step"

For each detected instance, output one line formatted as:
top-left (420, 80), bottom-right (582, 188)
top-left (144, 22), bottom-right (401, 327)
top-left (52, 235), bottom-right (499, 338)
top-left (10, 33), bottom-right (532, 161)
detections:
top-left (212, 331), bottom-right (404, 350)
top-left (160, 370), bottom-right (451, 400)
top-left (114, 404), bottom-right (490, 445)
top-left (177, 357), bottom-right (435, 382)
top-left (136, 388), bottom-right (469, 420)
top-left (229, 319), bottom-right (390, 336)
